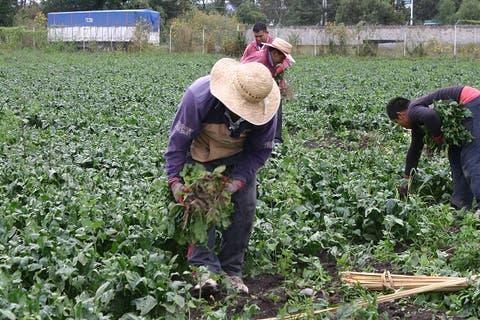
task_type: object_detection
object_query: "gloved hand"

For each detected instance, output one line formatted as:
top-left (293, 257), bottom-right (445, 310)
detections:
top-left (225, 179), bottom-right (246, 194)
top-left (432, 135), bottom-right (445, 145)
top-left (397, 175), bottom-right (410, 198)
top-left (169, 176), bottom-right (187, 203)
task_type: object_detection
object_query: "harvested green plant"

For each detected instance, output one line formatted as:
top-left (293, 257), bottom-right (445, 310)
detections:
top-left (168, 164), bottom-right (234, 245)
top-left (424, 100), bottom-right (473, 151)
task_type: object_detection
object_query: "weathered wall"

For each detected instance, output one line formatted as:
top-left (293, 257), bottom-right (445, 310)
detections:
top-left (245, 25), bottom-right (480, 46)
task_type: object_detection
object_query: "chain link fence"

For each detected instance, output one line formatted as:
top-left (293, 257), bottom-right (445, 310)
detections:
top-left (2, 23), bottom-right (479, 58)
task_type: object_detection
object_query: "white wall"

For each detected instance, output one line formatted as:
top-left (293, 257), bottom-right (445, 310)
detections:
top-left (245, 25), bottom-right (480, 46)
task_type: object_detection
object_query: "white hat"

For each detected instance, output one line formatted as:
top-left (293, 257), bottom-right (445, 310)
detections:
top-left (210, 58), bottom-right (280, 125)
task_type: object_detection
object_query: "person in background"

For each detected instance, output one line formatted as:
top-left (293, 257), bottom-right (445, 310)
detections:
top-left (241, 35), bottom-right (294, 144)
top-left (241, 22), bottom-right (272, 57)
top-left (165, 58), bottom-right (280, 295)
top-left (386, 86), bottom-right (480, 215)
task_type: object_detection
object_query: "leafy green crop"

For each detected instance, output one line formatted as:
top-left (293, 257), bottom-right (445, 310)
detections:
top-left (167, 164), bottom-right (233, 245)
top-left (1, 51), bottom-right (480, 318)
top-left (424, 100), bottom-right (473, 150)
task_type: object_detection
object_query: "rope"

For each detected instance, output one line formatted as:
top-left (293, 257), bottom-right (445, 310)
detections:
top-left (381, 270), bottom-right (395, 290)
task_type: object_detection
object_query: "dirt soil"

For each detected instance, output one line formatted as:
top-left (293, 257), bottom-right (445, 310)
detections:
top-left (190, 252), bottom-right (462, 319)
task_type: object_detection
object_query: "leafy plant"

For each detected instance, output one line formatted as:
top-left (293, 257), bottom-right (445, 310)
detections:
top-left (167, 164), bottom-right (233, 245)
top-left (424, 100), bottom-right (473, 150)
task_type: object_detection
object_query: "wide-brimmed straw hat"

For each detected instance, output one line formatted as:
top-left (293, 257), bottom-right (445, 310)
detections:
top-left (210, 58), bottom-right (280, 126)
top-left (263, 38), bottom-right (295, 63)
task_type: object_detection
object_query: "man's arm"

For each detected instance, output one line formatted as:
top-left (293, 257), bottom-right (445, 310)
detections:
top-left (240, 42), bottom-right (257, 63)
top-left (405, 126), bottom-right (424, 176)
top-left (275, 58), bottom-right (291, 76)
top-left (164, 79), bottom-right (212, 178)
top-left (409, 106), bottom-right (442, 138)
top-left (230, 116), bottom-right (277, 183)
top-left (410, 86), bottom-right (463, 108)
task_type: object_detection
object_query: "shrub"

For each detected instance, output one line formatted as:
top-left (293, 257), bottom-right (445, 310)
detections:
top-left (169, 9), bottom-right (244, 55)
top-left (0, 27), bottom-right (47, 49)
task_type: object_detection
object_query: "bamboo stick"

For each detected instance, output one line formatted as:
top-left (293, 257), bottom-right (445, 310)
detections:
top-left (341, 271), bottom-right (469, 291)
top-left (258, 277), bottom-right (473, 320)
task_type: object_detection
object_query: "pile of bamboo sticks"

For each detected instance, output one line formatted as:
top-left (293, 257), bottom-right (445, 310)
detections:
top-left (341, 270), bottom-right (471, 291)
top-left (259, 271), bottom-right (477, 320)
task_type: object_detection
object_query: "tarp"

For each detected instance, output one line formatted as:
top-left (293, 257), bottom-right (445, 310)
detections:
top-left (47, 10), bottom-right (160, 32)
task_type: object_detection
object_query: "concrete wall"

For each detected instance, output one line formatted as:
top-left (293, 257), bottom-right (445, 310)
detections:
top-left (245, 25), bottom-right (480, 46)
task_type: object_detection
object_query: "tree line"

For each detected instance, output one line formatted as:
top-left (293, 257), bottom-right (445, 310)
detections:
top-left (1, 0), bottom-right (480, 28)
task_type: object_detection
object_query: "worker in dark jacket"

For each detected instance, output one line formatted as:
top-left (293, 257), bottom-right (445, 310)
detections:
top-left (164, 58), bottom-right (280, 295)
top-left (386, 86), bottom-right (480, 213)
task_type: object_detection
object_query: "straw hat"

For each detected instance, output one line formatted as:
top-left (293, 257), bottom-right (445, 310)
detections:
top-left (263, 38), bottom-right (295, 63)
top-left (210, 58), bottom-right (280, 126)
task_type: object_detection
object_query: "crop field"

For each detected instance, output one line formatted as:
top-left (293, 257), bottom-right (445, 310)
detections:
top-left (1, 50), bottom-right (480, 319)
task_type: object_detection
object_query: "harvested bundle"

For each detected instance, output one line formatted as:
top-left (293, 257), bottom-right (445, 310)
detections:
top-left (259, 273), bottom-right (476, 320)
top-left (167, 164), bottom-right (233, 245)
top-left (341, 271), bottom-right (470, 292)
top-left (424, 100), bottom-right (473, 151)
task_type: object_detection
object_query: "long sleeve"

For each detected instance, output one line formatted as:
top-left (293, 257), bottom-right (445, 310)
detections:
top-left (408, 106), bottom-right (442, 137)
top-left (405, 126), bottom-right (425, 176)
top-left (240, 42), bottom-right (258, 63)
top-left (240, 49), bottom-right (276, 76)
top-left (164, 77), bottom-right (214, 178)
top-left (410, 86), bottom-right (463, 108)
top-left (230, 116), bottom-right (277, 183)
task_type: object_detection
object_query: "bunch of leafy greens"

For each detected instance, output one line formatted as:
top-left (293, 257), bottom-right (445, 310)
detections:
top-left (167, 164), bottom-right (233, 245)
top-left (424, 100), bottom-right (473, 151)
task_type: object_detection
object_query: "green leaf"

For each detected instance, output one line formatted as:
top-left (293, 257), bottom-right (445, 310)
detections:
top-left (0, 310), bottom-right (16, 320)
top-left (134, 295), bottom-right (157, 316)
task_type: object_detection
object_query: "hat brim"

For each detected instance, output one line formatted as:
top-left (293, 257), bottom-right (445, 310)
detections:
top-left (263, 43), bottom-right (296, 63)
top-left (210, 58), bottom-right (280, 126)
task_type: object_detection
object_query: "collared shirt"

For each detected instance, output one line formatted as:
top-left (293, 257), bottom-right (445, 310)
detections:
top-left (241, 48), bottom-right (277, 76)
top-left (241, 34), bottom-right (273, 60)
top-left (164, 76), bottom-right (277, 183)
top-left (240, 35), bottom-right (291, 72)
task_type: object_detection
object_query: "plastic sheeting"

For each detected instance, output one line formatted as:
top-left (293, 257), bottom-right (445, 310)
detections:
top-left (48, 9), bottom-right (160, 32)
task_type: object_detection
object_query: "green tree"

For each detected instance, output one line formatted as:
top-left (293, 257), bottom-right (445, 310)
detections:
top-left (335, 0), bottom-right (362, 24)
top-left (147, 0), bottom-right (193, 20)
top-left (14, 3), bottom-right (43, 27)
top-left (285, 0), bottom-right (323, 25)
top-left (436, 0), bottom-right (456, 23)
top-left (360, 0), bottom-right (404, 24)
top-left (413, 0), bottom-right (438, 22)
top-left (0, 0), bottom-right (16, 26)
top-left (336, 0), bottom-right (403, 25)
top-left (456, 0), bottom-right (480, 21)
top-left (42, 0), bottom-right (104, 13)
top-left (257, 0), bottom-right (289, 25)
top-left (235, 1), bottom-right (267, 24)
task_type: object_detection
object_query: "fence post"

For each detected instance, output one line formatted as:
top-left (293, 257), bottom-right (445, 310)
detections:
top-left (403, 26), bottom-right (407, 57)
top-left (169, 25), bottom-right (172, 53)
top-left (202, 27), bottom-right (205, 54)
top-left (314, 33), bottom-right (317, 56)
top-left (453, 23), bottom-right (457, 57)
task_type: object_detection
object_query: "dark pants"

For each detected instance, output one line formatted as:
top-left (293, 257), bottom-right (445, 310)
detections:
top-left (449, 97), bottom-right (480, 210)
top-left (274, 101), bottom-right (283, 142)
top-left (187, 157), bottom-right (257, 277)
